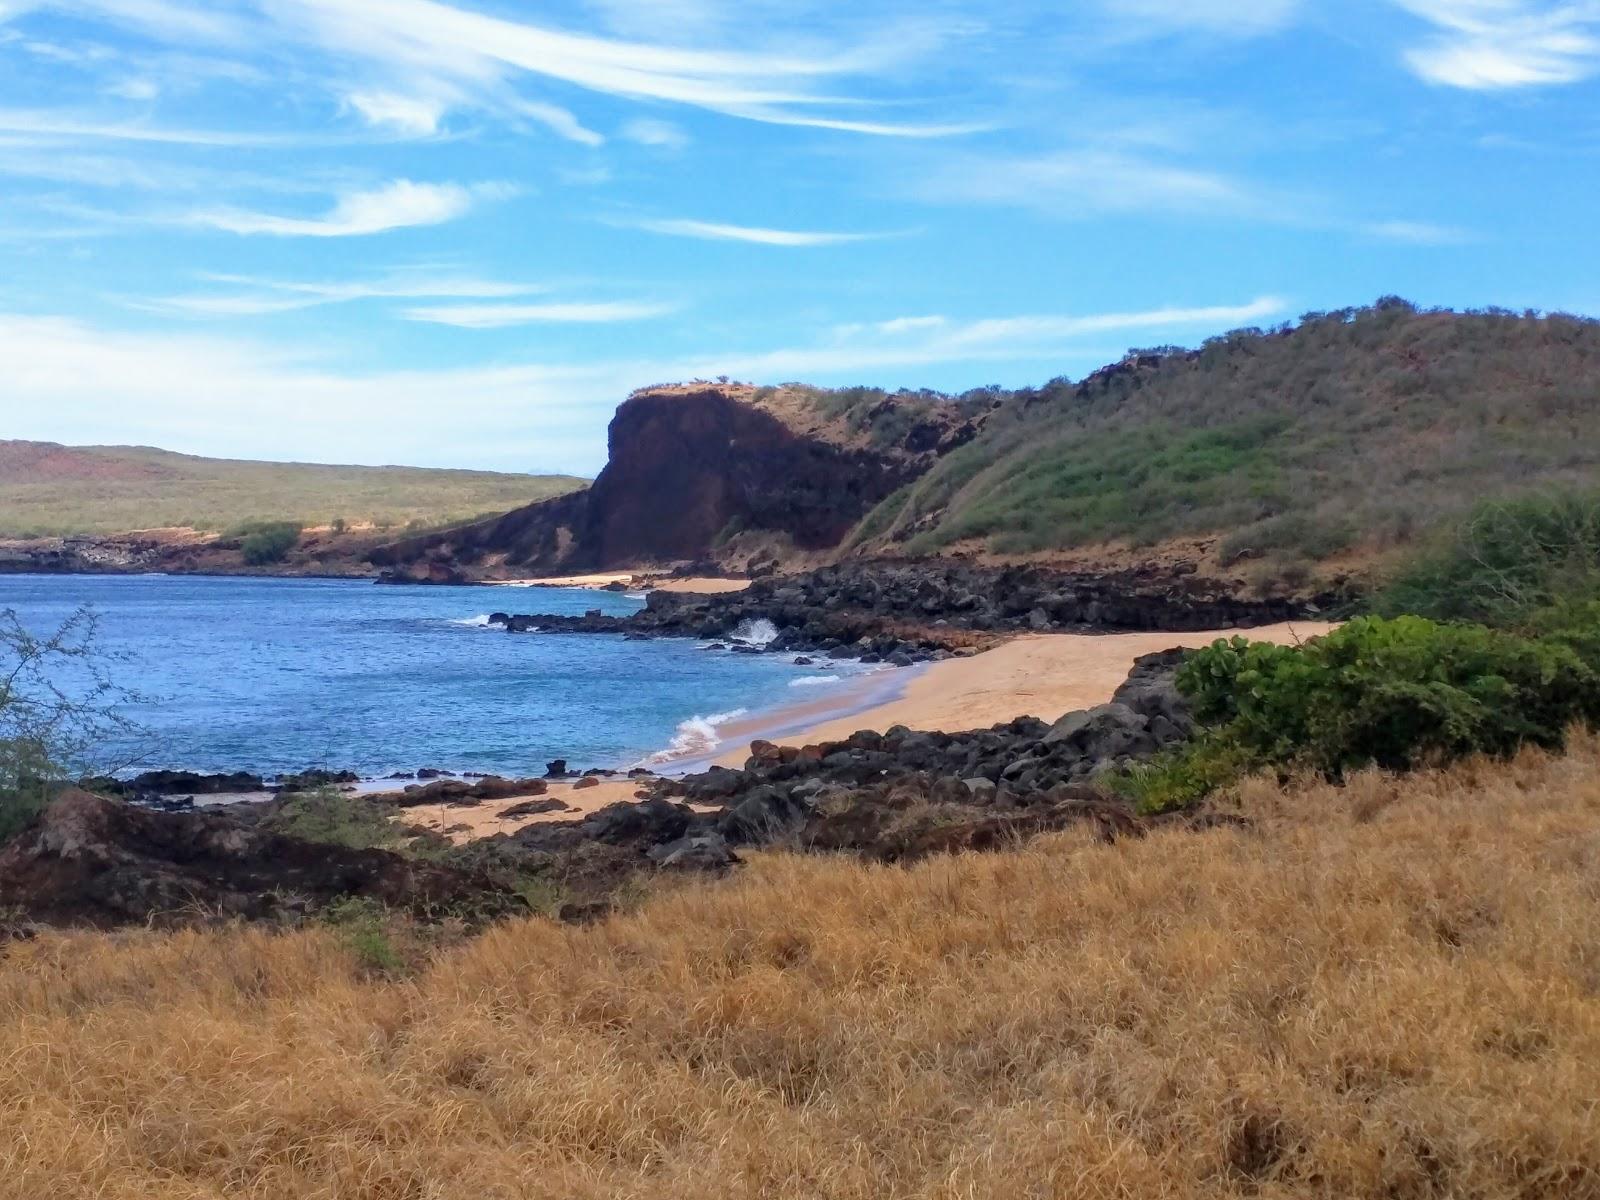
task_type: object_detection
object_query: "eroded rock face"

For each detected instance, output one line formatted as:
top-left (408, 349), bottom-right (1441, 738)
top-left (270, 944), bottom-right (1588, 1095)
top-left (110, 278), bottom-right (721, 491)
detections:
top-left (370, 385), bottom-right (967, 575)
top-left (0, 790), bottom-right (517, 928)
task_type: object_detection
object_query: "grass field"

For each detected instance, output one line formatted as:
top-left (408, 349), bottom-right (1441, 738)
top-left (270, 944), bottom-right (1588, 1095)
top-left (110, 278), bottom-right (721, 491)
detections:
top-left (0, 441), bottom-right (587, 537)
top-left (3, 738), bottom-right (1597, 1198)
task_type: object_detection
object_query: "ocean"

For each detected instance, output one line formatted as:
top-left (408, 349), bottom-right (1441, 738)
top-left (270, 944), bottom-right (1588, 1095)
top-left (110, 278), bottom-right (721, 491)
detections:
top-left (0, 574), bottom-right (877, 779)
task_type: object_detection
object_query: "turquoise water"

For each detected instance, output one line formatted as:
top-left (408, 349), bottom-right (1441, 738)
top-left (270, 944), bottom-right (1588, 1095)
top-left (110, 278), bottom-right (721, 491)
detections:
top-left (0, 574), bottom-right (861, 778)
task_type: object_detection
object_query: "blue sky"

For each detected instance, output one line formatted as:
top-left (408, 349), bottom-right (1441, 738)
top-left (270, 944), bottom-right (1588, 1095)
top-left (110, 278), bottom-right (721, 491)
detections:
top-left (2, 0), bottom-right (1598, 474)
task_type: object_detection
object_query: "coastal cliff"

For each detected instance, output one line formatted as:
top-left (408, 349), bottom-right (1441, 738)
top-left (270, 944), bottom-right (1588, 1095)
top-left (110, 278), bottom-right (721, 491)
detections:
top-left (369, 382), bottom-right (982, 579)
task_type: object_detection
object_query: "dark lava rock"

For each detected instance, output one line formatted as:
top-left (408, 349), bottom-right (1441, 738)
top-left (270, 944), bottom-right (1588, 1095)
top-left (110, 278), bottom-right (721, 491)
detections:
top-left (0, 790), bottom-right (518, 929)
top-left (276, 768), bottom-right (361, 792)
top-left (500, 797), bottom-right (571, 819)
top-left (544, 759), bottom-right (568, 778)
top-left (86, 769), bottom-right (266, 798)
top-left (647, 832), bottom-right (739, 873)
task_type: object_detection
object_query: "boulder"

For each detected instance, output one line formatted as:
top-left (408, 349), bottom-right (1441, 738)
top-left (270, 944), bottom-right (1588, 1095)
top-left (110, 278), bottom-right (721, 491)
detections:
top-left (1042, 702), bottom-right (1155, 760)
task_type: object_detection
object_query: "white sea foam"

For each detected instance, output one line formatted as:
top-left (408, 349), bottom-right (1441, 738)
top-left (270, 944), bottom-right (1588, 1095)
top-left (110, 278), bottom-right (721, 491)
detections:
top-left (640, 708), bottom-right (749, 766)
top-left (449, 614), bottom-right (495, 628)
top-left (730, 617), bottom-right (779, 647)
top-left (624, 591), bottom-right (649, 600)
top-left (789, 674), bottom-right (843, 688)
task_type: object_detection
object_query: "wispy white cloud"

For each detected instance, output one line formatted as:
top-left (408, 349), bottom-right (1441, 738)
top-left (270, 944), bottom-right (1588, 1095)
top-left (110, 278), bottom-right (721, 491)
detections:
top-left (621, 116), bottom-right (689, 149)
top-left (344, 90), bottom-right (448, 137)
top-left (142, 271), bottom-right (547, 317)
top-left (59, 0), bottom-right (975, 139)
top-left (627, 217), bottom-right (900, 245)
top-left (402, 300), bottom-right (676, 327)
top-left (0, 107), bottom-right (296, 145)
top-left (720, 297), bottom-right (1289, 375)
top-left (188, 179), bottom-right (482, 237)
top-left (921, 147), bottom-right (1251, 218)
top-left (1362, 218), bottom-right (1475, 245)
top-left (1393, 0), bottom-right (1600, 88)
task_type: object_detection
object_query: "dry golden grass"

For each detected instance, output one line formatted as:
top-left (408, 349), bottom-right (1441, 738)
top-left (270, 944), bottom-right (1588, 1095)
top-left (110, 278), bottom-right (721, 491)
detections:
top-left (4, 738), bottom-right (1600, 1198)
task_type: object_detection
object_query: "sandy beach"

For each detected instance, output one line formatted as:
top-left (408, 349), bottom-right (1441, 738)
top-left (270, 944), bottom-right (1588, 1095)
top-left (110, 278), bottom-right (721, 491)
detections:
top-left (489, 573), bottom-right (750, 595)
top-left (395, 778), bottom-right (652, 842)
top-left (712, 621), bottom-right (1337, 766)
top-left (402, 621), bottom-right (1335, 842)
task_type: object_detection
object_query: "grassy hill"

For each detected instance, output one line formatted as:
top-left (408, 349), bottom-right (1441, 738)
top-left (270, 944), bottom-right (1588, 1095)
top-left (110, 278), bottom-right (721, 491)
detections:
top-left (0, 442), bottom-right (588, 537)
top-left (844, 300), bottom-right (1600, 581)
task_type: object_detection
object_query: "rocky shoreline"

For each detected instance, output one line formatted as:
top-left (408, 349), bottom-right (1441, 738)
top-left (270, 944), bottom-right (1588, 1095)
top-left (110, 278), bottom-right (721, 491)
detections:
top-left (2, 648), bottom-right (1220, 929)
top-left (488, 560), bottom-right (1333, 664)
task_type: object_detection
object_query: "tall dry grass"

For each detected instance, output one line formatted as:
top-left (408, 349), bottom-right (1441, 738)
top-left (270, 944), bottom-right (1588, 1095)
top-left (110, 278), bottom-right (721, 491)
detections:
top-left (4, 737), bottom-right (1600, 1198)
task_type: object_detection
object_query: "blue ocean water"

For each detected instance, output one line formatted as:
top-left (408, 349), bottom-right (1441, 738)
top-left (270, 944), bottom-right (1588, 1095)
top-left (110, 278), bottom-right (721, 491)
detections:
top-left (0, 574), bottom-right (858, 778)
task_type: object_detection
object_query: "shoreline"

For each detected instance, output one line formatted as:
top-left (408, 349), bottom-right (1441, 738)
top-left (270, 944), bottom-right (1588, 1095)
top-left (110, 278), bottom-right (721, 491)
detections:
top-left (134, 621), bottom-right (1337, 844)
top-left (487, 573), bottom-right (751, 595)
top-left (707, 621), bottom-right (1337, 767)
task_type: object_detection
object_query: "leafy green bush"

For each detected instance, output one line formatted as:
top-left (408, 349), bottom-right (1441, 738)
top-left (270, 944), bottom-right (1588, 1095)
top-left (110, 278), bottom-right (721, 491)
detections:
top-left (1182, 616), bottom-right (1600, 778)
top-left (237, 521), bottom-right (302, 565)
top-left (1376, 491), bottom-right (1600, 628)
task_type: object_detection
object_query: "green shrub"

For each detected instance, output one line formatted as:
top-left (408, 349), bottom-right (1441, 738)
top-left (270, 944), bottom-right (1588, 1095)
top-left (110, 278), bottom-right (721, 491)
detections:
top-left (237, 521), bottom-right (302, 565)
top-left (262, 790), bottom-right (404, 852)
top-left (1376, 491), bottom-right (1600, 628)
top-left (1179, 615), bottom-right (1600, 780)
top-left (321, 896), bottom-right (404, 973)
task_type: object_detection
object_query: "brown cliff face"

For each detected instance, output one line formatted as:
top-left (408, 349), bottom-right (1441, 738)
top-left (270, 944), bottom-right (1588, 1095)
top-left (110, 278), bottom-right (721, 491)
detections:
top-left (371, 384), bottom-right (979, 576)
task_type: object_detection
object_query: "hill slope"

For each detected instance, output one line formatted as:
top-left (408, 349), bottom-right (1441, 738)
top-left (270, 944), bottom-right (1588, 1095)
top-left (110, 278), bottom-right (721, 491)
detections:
top-left (845, 301), bottom-right (1600, 580)
top-left (0, 442), bottom-right (587, 537)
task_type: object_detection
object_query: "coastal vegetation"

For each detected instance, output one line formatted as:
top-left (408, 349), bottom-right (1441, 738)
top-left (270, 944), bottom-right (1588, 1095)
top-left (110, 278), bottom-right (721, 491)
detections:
top-left (236, 520), bottom-right (302, 565)
top-left (3, 738), bottom-right (1597, 1198)
top-left (1114, 491), bottom-right (1600, 812)
top-left (845, 301), bottom-right (1600, 579)
top-left (0, 606), bottom-right (137, 842)
top-left (0, 440), bottom-right (587, 538)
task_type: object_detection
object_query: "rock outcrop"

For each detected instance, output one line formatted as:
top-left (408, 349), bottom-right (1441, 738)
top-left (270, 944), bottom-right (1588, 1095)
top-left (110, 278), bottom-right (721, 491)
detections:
top-left (370, 383), bottom-right (980, 578)
top-left (486, 560), bottom-right (1330, 662)
top-left (0, 790), bottom-right (518, 928)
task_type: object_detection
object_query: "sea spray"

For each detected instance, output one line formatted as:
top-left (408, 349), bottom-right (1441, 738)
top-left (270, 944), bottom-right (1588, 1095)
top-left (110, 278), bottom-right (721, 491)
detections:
top-left (730, 617), bottom-right (779, 647)
top-left (640, 708), bottom-right (750, 766)
top-left (448, 614), bottom-right (496, 628)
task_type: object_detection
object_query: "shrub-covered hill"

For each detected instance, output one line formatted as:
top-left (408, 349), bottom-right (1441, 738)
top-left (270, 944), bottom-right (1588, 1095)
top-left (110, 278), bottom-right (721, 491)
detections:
top-left (844, 300), bottom-right (1600, 580)
top-left (0, 441), bottom-right (587, 538)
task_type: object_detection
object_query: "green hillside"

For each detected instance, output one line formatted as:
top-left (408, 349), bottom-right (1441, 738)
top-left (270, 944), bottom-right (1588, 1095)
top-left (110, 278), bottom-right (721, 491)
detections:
top-left (0, 442), bottom-right (587, 537)
top-left (845, 300), bottom-right (1600, 578)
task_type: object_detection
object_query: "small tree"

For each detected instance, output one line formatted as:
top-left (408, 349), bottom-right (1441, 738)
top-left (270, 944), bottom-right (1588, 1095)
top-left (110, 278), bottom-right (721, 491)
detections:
top-left (0, 607), bottom-right (143, 840)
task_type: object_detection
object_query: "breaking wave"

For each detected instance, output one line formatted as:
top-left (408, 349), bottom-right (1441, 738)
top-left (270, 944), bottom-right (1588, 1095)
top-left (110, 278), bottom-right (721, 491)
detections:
top-left (789, 674), bottom-right (843, 688)
top-left (730, 618), bottom-right (779, 647)
top-left (639, 708), bottom-right (749, 766)
top-left (449, 614), bottom-right (495, 628)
